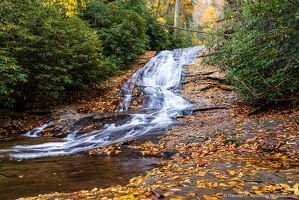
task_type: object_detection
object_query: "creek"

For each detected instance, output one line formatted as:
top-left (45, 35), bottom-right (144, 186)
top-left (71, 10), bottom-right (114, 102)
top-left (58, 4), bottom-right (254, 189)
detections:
top-left (0, 46), bottom-right (203, 199)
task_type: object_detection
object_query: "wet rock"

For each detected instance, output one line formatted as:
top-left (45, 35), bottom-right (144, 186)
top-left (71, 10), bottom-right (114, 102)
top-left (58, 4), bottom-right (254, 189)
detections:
top-left (163, 150), bottom-right (179, 157)
top-left (166, 141), bottom-right (176, 147)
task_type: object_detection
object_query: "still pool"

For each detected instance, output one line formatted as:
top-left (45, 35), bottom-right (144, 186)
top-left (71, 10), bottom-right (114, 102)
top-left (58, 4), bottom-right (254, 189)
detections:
top-left (0, 136), bottom-right (161, 200)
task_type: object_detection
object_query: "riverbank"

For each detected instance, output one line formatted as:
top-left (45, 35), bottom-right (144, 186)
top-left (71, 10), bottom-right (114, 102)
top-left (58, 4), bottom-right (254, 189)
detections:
top-left (0, 51), bottom-right (158, 139)
top-left (13, 52), bottom-right (299, 199)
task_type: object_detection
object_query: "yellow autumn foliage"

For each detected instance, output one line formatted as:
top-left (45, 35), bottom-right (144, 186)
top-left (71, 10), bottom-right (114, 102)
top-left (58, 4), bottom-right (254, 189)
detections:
top-left (199, 5), bottom-right (216, 32)
top-left (147, 0), bottom-right (194, 20)
top-left (200, 6), bottom-right (216, 24)
top-left (47, 0), bottom-right (87, 17)
top-left (157, 17), bottom-right (167, 24)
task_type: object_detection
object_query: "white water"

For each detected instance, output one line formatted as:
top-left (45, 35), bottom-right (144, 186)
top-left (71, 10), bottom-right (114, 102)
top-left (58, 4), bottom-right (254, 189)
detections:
top-left (22, 121), bottom-right (54, 137)
top-left (2, 46), bottom-right (203, 159)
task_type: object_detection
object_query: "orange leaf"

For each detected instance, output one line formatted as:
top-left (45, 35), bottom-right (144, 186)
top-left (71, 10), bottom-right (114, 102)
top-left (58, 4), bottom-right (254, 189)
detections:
top-left (245, 137), bottom-right (257, 143)
top-left (198, 161), bottom-right (208, 167)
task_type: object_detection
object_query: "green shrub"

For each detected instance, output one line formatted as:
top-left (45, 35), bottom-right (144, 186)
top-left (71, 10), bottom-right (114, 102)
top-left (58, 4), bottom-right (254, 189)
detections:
top-left (0, 51), bottom-right (27, 107)
top-left (0, 0), bottom-right (117, 108)
top-left (82, 1), bottom-right (148, 67)
top-left (204, 0), bottom-right (299, 107)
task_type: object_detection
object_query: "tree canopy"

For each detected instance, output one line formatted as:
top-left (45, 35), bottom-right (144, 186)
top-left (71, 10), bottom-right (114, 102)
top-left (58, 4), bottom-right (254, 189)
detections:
top-left (0, 0), bottom-right (117, 108)
top-left (0, 0), bottom-right (199, 109)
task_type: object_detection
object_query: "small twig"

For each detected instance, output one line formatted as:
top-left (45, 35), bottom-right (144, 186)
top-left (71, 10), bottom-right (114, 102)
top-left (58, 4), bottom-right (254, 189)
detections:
top-left (193, 106), bottom-right (229, 112)
top-left (243, 179), bottom-right (264, 183)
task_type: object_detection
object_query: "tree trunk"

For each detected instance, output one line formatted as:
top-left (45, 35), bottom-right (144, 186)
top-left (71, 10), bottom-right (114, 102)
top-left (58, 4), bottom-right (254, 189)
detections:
top-left (174, 0), bottom-right (180, 30)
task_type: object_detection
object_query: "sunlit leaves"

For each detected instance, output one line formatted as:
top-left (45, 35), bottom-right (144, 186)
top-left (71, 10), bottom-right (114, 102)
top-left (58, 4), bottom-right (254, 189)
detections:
top-left (200, 6), bottom-right (216, 32)
top-left (46, 0), bottom-right (87, 17)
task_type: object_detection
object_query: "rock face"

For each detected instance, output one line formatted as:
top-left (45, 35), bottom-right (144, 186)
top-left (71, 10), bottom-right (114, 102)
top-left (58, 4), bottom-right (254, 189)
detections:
top-left (182, 58), bottom-right (236, 110)
top-left (40, 109), bottom-right (134, 137)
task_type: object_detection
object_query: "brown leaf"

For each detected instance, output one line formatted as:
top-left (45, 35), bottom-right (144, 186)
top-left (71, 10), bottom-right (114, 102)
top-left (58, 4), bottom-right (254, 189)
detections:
top-left (150, 190), bottom-right (160, 200)
top-left (245, 137), bottom-right (257, 143)
top-left (198, 160), bottom-right (208, 167)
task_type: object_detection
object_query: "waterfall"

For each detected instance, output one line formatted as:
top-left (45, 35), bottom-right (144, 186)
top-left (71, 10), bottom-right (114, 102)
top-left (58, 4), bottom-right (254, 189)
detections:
top-left (2, 46), bottom-right (203, 159)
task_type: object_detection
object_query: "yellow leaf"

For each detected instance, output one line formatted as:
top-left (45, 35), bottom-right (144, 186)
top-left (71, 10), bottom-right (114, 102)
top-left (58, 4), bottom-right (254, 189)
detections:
top-left (228, 170), bottom-right (236, 175)
top-left (91, 187), bottom-right (98, 192)
top-left (163, 192), bottom-right (174, 197)
top-left (203, 194), bottom-right (218, 200)
top-left (254, 190), bottom-right (262, 195)
top-left (280, 183), bottom-right (291, 190)
top-left (115, 150), bottom-right (121, 154)
top-left (161, 186), bottom-right (168, 191)
top-left (196, 172), bottom-right (207, 177)
top-left (172, 176), bottom-right (182, 180)
top-left (231, 177), bottom-right (239, 181)
top-left (161, 165), bottom-right (169, 170)
top-left (228, 181), bottom-right (237, 186)
top-left (215, 174), bottom-right (226, 179)
top-left (189, 191), bottom-right (196, 196)
top-left (207, 182), bottom-right (218, 188)
top-left (214, 192), bottom-right (223, 196)
top-left (175, 168), bottom-right (184, 172)
top-left (247, 172), bottom-right (257, 177)
top-left (119, 194), bottom-right (138, 200)
top-left (196, 180), bottom-right (206, 188)
top-left (203, 195), bottom-right (212, 200)
top-left (170, 188), bottom-right (182, 192)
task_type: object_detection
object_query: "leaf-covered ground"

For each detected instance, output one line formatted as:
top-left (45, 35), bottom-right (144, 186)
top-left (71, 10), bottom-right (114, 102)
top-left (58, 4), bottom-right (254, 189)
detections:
top-left (13, 54), bottom-right (299, 200)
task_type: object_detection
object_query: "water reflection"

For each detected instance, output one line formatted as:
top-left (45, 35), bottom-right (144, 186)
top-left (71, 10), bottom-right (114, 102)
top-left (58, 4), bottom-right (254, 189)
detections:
top-left (0, 150), bottom-right (160, 200)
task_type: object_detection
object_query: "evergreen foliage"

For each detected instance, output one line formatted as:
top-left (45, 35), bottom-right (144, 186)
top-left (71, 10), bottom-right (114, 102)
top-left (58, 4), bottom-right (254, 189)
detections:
top-left (204, 0), bottom-right (299, 107)
top-left (0, 0), bottom-right (117, 108)
top-left (0, 0), bottom-right (197, 109)
top-left (81, 1), bottom-right (148, 67)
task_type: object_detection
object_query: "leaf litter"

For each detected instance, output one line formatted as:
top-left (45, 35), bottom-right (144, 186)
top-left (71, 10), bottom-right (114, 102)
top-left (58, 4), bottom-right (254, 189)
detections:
top-left (17, 56), bottom-right (299, 200)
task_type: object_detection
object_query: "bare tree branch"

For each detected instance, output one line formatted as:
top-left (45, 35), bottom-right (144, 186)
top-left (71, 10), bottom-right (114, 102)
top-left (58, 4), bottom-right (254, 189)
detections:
top-left (155, 23), bottom-right (216, 35)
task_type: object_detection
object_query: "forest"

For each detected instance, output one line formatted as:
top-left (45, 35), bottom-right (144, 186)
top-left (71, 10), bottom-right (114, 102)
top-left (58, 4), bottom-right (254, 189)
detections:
top-left (0, 0), bottom-right (298, 110)
top-left (1, 1), bottom-right (299, 199)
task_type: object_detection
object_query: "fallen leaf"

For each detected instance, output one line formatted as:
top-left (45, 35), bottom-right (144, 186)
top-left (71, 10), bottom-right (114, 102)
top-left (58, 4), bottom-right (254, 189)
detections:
top-left (280, 183), bottom-right (291, 190)
top-left (198, 161), bottom-right (208, 167)
top-left (189, 191), bottom-right (196, 196)
top-left (203, 194), bottom-right (218, 200)
top-left (114, 150), bottom-right (121, 154)
top-left (90, 188), bottom-right (98, 192)
top-left (228, 170), bottom-right (236, 175)
top-left (150, 190), bottom-right (160, 200)
top-left (163, 192), bottom-right (174, 197)
top-left (245, 137), bottom-right (257, 143)
top-left (196, 172), bottom-right (207, 177)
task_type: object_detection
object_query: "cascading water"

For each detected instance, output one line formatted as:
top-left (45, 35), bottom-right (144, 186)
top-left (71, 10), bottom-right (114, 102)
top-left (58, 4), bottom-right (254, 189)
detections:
top-left (1, 46), bottom-right (203, 159)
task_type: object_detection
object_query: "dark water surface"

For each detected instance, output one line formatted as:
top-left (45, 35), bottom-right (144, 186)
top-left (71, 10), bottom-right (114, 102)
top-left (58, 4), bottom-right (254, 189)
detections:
top-left (0, 136), bottom-right (161, 200)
